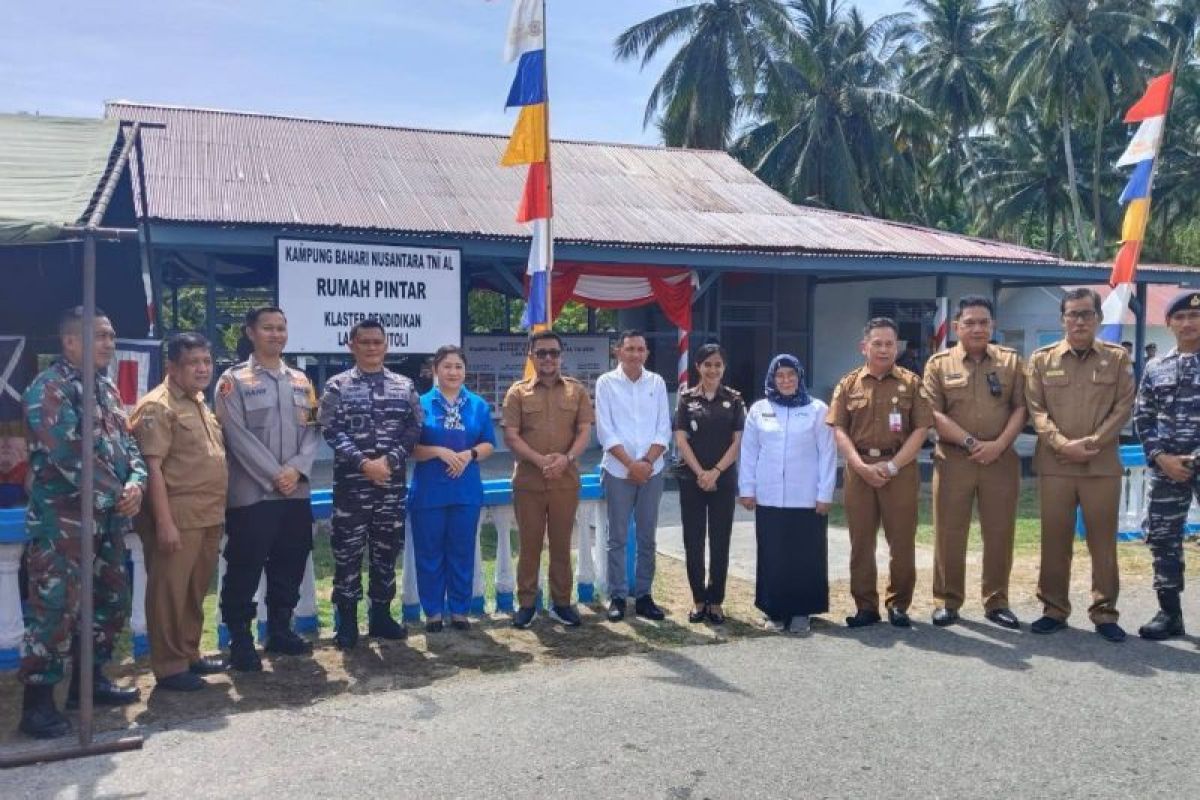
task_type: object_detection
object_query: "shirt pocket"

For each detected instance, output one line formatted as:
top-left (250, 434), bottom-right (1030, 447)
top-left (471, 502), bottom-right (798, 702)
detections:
top-left (243, 392), bottom-right (274, 430)
top-left (292, 387), bottom-right (315, 425)
top-left (845, 393), bottom-right (869, 412)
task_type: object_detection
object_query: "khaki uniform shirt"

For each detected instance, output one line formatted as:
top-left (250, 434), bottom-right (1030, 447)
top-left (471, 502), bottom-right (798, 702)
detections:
top-left (215, 356), bottom-right (321, 508)
top-left (1025, 339), bottom-right (1136, 477)
top-left (502, 375), bottom-right (595, 491)
top-left (923, 343), bottom-right (1025, 460)
top-left (131, 379), bottom-right (227, 529)
top-left (826, 365), bottom-right (934, 455)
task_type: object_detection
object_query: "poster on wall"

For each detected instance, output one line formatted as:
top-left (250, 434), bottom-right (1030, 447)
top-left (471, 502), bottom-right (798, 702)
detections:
top-left (277, 238), bottom-right (461, 354)
top-left (0, 336), bottom-right (27, 507)
top-left (464, 335), bottom-right (611, 415)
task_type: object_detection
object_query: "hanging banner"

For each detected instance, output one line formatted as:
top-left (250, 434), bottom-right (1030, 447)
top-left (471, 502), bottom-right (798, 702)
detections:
top-left (464, 335), bottom-right (610, 415)
top-left (277, 238), bottom-right (462, 354)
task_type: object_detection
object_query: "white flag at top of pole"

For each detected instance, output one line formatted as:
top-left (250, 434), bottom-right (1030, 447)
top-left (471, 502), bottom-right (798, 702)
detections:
top-left (504, 0), bottom-right (544, 63)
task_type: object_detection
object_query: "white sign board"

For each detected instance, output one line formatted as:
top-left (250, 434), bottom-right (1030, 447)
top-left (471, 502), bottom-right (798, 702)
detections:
top-left (277, 238), bottom-right (461, 353)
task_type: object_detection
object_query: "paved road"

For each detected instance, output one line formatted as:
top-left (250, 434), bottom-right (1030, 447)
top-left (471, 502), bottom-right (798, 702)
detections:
top-left (5, 588), bottom-right (1197, 799)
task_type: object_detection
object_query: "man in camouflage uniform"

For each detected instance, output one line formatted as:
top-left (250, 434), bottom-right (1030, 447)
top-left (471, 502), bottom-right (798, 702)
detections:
top-left (18, 307), bottom-right (146, 739)
top-left (318, 320), bottom-right (422, 649)
top-left (1134, 291), bottom-right (1200, 640)
top-left (215, 306), bottom-right (321, 671)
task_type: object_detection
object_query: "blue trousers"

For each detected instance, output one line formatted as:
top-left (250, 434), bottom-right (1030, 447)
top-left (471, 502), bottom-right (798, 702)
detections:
top-left (410, 504), bottom-right (481, 617)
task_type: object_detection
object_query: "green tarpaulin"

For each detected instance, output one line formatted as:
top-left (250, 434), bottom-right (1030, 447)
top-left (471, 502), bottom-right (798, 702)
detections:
top-left (0, 115), bottom-right (119, 243)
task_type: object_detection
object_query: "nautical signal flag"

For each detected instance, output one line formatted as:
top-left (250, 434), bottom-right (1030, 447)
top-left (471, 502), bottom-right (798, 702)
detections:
top-left (1124, 73), bottom-right (1173, 122)
top-left (504, 0), bottom-right (544, 63)
top-left (501, 103), bottom-right (547, 165)
top-left (1109, 72), bottom-right (1173, 288)
top-left (506, 49), bottom-right (546, 107)
top-left (517, 162), bottom-right (552, 223)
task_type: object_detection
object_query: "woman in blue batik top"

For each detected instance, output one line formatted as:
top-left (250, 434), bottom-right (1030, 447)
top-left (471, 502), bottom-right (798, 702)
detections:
top-left (410, 345), bottom-right (496, 632)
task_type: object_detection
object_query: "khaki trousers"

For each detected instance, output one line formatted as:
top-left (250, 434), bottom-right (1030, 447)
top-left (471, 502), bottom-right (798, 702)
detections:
top-left (141, 525), bottom-right (222, 678)
top-left (513, 487), bottom-right (579, 609)
top-left (932, 450), bottom-right (1019, 611)
top-left (1037, 475), bottom-right (1120, 624)
top-left (844, 461), bottom-right (919, 612)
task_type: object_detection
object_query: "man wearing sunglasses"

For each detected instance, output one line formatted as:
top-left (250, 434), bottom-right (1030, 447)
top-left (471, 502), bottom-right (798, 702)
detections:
top-left (923, 296), bottom-right (1026, 630)
top-left (1026, 287), bottom-right (1135, 642)
top-left (502, 330), bottom-right (594, 629)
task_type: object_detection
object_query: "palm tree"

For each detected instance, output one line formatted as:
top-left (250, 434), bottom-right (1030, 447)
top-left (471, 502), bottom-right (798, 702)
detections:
top-left (732, 0), bottom-right (929, 213)
top-left (613, 0), bottom-right (791, 149)
top-left (1002, 0), bottom-right (1167, 261)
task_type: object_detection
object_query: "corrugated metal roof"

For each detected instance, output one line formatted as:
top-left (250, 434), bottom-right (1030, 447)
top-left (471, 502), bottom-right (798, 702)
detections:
top-left (106, 101), bottom-right (1061, 264)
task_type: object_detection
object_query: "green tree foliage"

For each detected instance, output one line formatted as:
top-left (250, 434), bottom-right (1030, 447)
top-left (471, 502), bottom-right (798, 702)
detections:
top-left (616, 0), bottom-right (1200, 265)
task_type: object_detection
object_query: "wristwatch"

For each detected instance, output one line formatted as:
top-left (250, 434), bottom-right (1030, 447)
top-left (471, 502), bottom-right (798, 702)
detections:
top-left (566, 453), bottom-right (577, 464)
top-left (885, 460), bottom-right (899, 477)
top-left (962, 435), bottom-right (977, 450)
top-left (469, 447), bottom-right (479, 461)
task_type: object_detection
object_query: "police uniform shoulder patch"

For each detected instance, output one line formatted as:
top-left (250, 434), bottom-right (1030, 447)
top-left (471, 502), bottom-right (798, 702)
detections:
top-left (218, 376), bottom-right (234, 397)
top-left (723, 385), bottom-right (742, 399)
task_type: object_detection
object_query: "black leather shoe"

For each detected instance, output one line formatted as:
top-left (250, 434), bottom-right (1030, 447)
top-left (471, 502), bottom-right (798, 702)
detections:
top-left (887, 607), bottom-right (912, 628)
top-left (265, 609), bottom-right (314, 654)
top-left (450, 617), bottom-right (471, 631)
top-left (67, 663), bottom-right (140, 708)
top-left (426, 618), bottom-right (446, 633)
top-left (228, 627), bottom-right (263, 672)
top-left (1139, 590), bottom-right (1185, 640)
top-left (985, 608), bottom-right (1021, 630)
top-left (367, 602), bottom-right (408, 640)
top-left (189, 656), bottom-right (229, 675)
top-left (932, 607), bottom-right (959, 627)
top-left (635, 595), bottom-right (666, 621)
top-left (688, 606), bottom-right (708, 624)
top-left (845, 609), bottom-right (881, 628)
top-left (1139, 610), bottom-right (1185, 640)
top-left (157, 670), bottom-right (205, 692)
top-left (19, 685), bottom-right (70, 740)
top-left (511, 607), bottom-right (535, 629)
top-left (706, 607), bottom-right (726, 625)
top-left (1095, 622), bottom-right (1127, 643)
top-left (606, 598), bottom-right (626, 622)
top-left (1030, 616), bottom-right (1067, 635)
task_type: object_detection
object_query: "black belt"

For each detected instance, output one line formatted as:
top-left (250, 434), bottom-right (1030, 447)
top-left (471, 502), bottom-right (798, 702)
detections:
top-left (856, 448), bottom-right (895, 458)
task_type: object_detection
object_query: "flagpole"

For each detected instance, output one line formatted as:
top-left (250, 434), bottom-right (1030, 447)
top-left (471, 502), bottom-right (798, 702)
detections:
top-left (540, 0), bottom-right (553, 330)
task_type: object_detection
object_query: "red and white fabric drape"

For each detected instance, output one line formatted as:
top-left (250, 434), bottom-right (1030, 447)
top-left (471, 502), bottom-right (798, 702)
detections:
top-left (540, 262), bottom-right (696, 386)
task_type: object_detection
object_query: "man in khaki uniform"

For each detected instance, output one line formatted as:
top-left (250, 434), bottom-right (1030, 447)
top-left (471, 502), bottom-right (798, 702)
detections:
top-left (1026, 287), bottom-right (1135, 642)
top-left (503, 330), bottom-right (595, 629)
top-left (923, 296), bottom-right (1026, 629)
top-left (828, 317), bottom-right (934, 628)
top-left (132, 333), bottom-right (229, 691)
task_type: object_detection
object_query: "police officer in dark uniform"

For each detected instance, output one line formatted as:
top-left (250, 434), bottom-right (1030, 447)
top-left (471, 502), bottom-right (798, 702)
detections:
top-left (318, 320), bottom-right (422, 649)
top-left (1134, 291), bottom-right (1200, 640)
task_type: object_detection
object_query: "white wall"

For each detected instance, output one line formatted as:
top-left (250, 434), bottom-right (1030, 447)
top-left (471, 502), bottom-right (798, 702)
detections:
top-left (997, 286), bottom-right (1174, 357)
top-left (809, 276), bottom-right (993, 401)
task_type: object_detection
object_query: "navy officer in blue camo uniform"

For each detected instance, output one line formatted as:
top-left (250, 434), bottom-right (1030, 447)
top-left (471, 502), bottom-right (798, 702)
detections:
top-left (1134, 291), bottom-right (1200, 641)
top-left (318, 319), bottom-right (423, 649)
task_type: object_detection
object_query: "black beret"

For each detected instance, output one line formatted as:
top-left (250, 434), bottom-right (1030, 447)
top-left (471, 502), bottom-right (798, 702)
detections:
top-left (1166, 291), bottom-right (1200, 321)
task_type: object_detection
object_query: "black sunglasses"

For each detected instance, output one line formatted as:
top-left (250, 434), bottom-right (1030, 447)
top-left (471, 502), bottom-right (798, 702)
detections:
top-left (533, 349), bottom-right (562, 359)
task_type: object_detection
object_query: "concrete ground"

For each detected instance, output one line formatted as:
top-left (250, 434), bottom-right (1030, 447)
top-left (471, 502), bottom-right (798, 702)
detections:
top-left (3, 586), bottom-right (1196, 799)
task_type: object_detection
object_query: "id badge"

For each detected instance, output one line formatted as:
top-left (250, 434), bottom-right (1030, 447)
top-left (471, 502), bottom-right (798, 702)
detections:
top-left (888, 410), bottom-right (902, 433)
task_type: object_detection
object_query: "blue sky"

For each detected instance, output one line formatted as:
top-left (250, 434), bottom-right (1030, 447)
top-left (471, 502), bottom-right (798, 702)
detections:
top-left (3, 0), bottom-right (907, 145)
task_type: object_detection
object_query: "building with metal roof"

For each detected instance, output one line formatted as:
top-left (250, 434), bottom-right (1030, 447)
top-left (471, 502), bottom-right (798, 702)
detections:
top-left (5, 101), bottom-right (1193, 402)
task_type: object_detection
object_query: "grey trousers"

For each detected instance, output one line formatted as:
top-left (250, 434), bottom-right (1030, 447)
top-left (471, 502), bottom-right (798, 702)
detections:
top-left (603, 469), bottom-right (665, 599)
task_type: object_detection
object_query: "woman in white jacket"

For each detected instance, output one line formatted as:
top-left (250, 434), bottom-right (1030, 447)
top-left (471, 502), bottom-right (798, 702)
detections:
top-left (738, 354), bottom-right (837, 633)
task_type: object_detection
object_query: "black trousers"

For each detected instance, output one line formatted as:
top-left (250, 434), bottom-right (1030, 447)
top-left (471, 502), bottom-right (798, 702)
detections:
top-left (679, 479), bottom-right (736, 605)
top-left (220, 498), bottom-right (313, 626)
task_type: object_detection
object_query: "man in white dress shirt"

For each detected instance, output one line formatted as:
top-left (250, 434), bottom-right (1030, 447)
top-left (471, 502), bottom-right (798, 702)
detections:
top-left (595, 330), bottom-right (672, 622)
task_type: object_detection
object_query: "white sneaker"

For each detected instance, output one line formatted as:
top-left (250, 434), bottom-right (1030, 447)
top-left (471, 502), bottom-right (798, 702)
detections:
top-left (787, 615), bottom-right (811, 635)
top-left (761, 617), bottom-right (785, 633)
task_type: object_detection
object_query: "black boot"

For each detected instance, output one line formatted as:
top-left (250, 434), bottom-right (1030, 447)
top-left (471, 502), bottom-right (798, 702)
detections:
top-left (18, 685), bottom-right (71, 739)
top-left (66, 661), bottom-right (140, 709)
top-left (265, 608), bottom-right (313, 655)
top-left (334, 603), bottom-right (359, 650)
top-left (1139, 590), bottom-right (1185, 640)
top-left (227, 621), bottom-right (263, 672)
top-left (367, 602), bottom-right (407, 640)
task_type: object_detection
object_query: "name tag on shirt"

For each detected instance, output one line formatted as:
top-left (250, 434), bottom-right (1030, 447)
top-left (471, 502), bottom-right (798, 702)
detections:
top-left (889, 410), bottom-right (902, 432)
